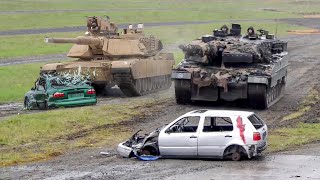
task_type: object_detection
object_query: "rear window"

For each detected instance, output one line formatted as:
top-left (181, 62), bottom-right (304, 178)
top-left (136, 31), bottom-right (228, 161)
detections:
top-left (248, 114), bottom-right (265, 129)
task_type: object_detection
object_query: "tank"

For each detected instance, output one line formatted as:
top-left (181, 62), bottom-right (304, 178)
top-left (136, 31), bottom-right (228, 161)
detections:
top-left (171, 24), bottom-right (288, 109)
top-left (41, 16), bottom-right (174, 96)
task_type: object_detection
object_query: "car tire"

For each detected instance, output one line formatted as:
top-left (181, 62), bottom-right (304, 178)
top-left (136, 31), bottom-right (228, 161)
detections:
top-left (38, 100), bottom-right (48, 110)
top-left (140, 146), bottom-right (158, 156)
top-left (24, 97), bottom-right (29, 109)
top-left (231, 151), bottom-right (242, 161)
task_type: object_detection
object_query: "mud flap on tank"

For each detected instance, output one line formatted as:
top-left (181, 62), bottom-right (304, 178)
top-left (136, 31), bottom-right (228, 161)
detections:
top-left (191, 85), bottom-right (219, 101)
top-left (114, 74), bottom-right (171, 97)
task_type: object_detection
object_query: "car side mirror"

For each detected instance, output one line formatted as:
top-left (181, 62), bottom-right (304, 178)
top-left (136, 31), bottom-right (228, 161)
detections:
top-left (165, 128), bottom-right (172, 134)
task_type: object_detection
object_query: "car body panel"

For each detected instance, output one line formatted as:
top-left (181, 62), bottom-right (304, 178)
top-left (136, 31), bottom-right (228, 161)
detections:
top-left (24, 75), bottom-right (97, 109)
top-left (118, 109), bottom-right (268, 160)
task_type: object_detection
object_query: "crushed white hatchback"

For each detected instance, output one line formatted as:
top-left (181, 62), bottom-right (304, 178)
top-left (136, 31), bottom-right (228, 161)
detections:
top-left (117, 109), bottom-right (268, 161)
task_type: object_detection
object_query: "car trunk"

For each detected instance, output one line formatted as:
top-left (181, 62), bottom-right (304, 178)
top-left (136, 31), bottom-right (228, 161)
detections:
top-left (50, 86), bottom-right (94, 102)
top-left (248, 114), bottom-right (268, 148)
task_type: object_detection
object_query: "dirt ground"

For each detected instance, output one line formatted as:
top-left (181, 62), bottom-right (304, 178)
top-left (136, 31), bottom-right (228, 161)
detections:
top-left (1, 18), bottom-right (320, 179)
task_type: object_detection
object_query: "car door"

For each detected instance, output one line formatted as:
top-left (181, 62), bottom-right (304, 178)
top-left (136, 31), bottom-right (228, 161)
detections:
top-left (34, 78), bottom-right (47, 102)
top-left (158, 116), bottom-right (200, 157)
top-left (198, 116), bottom-right (235, 157)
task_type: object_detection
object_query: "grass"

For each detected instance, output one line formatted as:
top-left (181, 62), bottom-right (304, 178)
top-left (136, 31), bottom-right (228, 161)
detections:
top-left (282, 87), bottom-right (320, 122)
top-left (0, 63), bottom-right (44, 103)
top-left (0, 32), bottom-right (82, 59)
top-left (268, 123), bottom-right (320, 152)
top-left (0, 0), bottom-right (304, 31)
top-left (0, 99), bottom-right (166, 166)
top-left (0, 22), bottom-right (306, 59)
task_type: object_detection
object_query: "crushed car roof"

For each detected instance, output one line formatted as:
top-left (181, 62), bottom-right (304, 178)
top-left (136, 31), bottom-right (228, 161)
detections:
top-left (186, 109), bottom-right (254, 117)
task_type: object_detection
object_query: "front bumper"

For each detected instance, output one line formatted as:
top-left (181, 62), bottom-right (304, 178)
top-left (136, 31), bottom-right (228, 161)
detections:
top-left (48, 98), bottom-right (97, 107)
top-left (117, 142), bottom-right (133, 158)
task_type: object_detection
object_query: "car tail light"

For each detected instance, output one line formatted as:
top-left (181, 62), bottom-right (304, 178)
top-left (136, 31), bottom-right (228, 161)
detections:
top-left (53, 92), bottom-right (65, 98)
top-left (253, 132), bottom-right (261, 141)
top-left (87, 89), bottom-right (96, 95)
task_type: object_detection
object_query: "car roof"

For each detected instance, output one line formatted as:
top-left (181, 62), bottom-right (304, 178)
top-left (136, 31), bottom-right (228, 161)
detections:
top-left (184, 109), bottom-right (254, 117)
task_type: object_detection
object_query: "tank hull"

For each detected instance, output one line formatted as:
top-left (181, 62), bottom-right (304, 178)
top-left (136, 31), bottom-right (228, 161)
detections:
top-left (172, 55), bottom-right (288, 109)
top-left (41, 53), bottom-right (174, 96)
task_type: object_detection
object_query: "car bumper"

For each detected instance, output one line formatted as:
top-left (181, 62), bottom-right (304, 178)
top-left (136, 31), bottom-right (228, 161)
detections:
top-left (117, 142), bottom-right (133, 158)
top-left (257, 141), bottom-right (268, 153)
top-left (48, 98), bottom-right (97, 107)
top-left (247, 142), bottom-right (268, 158)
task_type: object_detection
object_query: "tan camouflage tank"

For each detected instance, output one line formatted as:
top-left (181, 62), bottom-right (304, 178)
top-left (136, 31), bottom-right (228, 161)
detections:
top-left (42, 16), bottom-right (174, 96)
top-left (172, 24), bottom-right (288, 109)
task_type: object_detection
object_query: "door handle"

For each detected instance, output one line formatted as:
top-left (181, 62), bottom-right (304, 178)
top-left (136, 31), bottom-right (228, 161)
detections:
top-left (190, 135), bottom-right (197, 138)
top-left (225, 135), bottom-right (232, 137)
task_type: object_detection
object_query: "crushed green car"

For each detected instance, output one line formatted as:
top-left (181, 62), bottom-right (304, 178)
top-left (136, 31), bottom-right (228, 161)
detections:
top-left (24, 74), bottom-right (97, 110)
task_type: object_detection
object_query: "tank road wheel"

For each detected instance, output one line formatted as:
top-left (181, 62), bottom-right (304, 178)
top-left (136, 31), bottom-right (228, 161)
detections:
top-left (175, 79), bottom-right (191, 104)
top-left (248, 84), bottom-right (268, 109)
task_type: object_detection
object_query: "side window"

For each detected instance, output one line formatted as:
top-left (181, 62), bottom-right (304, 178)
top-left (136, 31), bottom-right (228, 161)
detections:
top-left (37, 78), bottom-right (46, 91)
top-left (203, 117), bottom-right (233, 132)
top-left (167, 116), bottom-right (200, 133)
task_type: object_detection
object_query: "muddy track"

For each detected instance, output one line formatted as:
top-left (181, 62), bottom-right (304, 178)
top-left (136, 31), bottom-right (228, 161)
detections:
top-left (1, 19), bottom-right (320, 179)
top-left (0, 19), bottom-right (275, 36)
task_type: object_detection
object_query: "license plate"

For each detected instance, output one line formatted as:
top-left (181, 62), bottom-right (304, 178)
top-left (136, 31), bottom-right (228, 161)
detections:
top-left (68, 93), bottom-right (83, 98)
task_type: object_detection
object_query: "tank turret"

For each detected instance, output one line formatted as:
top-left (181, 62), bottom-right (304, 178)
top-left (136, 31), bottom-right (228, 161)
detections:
top-left (41, 16), bottom-right (174, 97)
top-left (45, 17), bottom-right (163, 59)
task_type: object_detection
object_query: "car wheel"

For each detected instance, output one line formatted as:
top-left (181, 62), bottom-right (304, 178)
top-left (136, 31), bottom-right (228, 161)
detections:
top-left (140, 146), bottom-right (158, 156)
top-left (24, 97), bottom-right (30, 110)
top-left (37, 100), bottom-right (48, 110)
top-left (231, 151), bottom-right (242, 161)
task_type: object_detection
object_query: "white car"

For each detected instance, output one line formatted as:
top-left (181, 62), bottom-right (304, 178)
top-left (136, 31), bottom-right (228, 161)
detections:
top-left (117, 109), bottom-right (268, 161)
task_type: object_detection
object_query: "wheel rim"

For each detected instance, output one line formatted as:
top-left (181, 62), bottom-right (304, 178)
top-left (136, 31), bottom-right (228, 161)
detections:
top-left (232, 152), bottom-right (241, 161)
top-left (141, 149), bottom-right (151, 156)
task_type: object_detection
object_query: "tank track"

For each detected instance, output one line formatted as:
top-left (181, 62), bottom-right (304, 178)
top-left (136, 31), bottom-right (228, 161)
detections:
top-left (248, 81), bottom-right (285, 109)
top-left (174, 79), bottom-right (192, 104)
top-left (113, 74), bottom-right (172, 97)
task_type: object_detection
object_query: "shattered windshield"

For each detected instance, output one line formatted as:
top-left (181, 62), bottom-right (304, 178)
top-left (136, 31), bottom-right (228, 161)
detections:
top-left (42, 73), bottom-right (92, 88)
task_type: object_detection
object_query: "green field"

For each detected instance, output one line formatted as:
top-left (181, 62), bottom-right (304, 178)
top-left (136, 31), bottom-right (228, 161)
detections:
top-left (0, 63), bottom-right (43, 103)
top-left (0, 22), bottom-right (306, 59)
top-left (1, 0), bottom-right (320, 167)
top-left (2, 0), bottom-right (320, 31)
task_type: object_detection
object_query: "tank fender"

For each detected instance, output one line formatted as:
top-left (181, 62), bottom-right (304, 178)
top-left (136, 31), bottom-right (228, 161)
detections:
top-left (247, 76), bottom-right (269, 85)
top-left (111, 61), bottom-right (132, 74)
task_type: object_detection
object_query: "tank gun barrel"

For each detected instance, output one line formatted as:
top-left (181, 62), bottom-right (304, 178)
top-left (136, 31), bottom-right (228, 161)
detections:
top-left (45, 36), bottom-right (101, 46)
